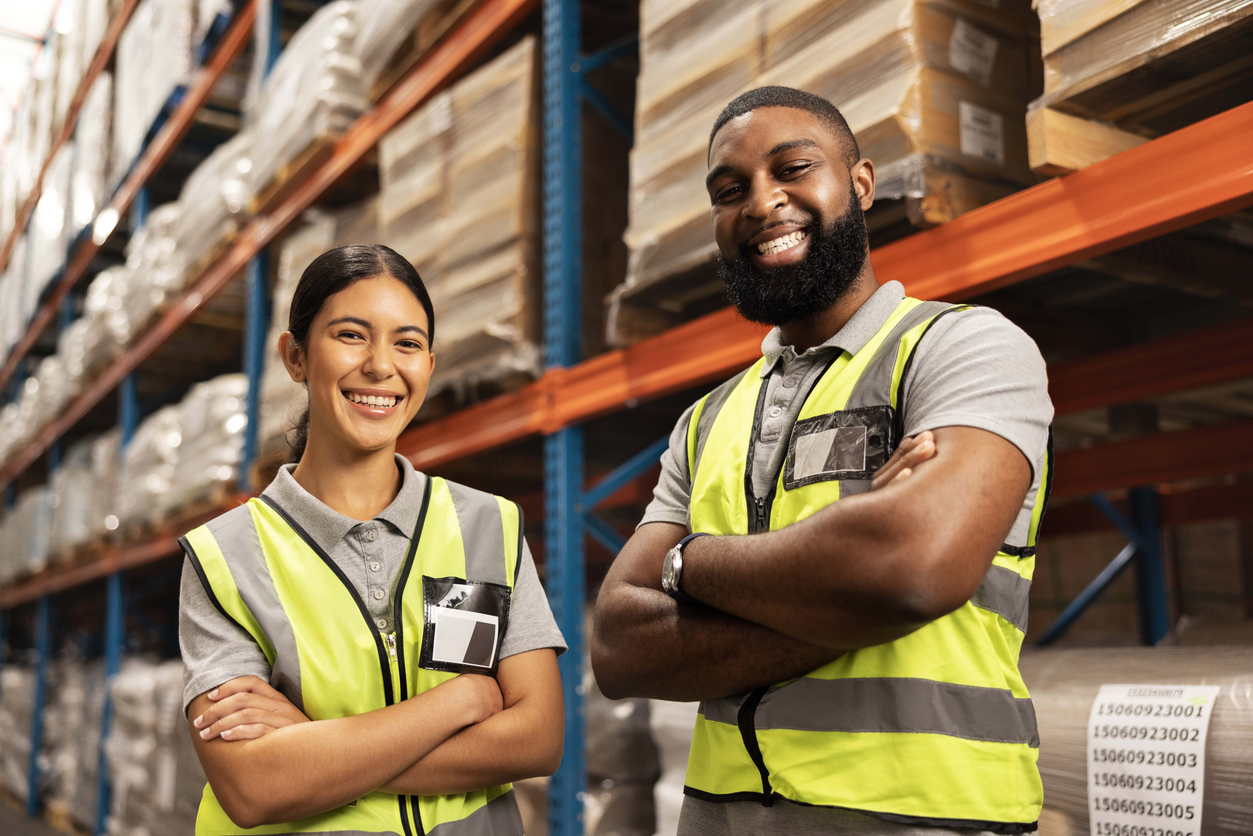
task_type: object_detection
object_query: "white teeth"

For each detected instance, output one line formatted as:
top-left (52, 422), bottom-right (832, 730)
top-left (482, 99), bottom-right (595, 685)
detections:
top-left (757, 230), bottom-right (807, 255)
top-left (345, 392), bottom-right (398, 408)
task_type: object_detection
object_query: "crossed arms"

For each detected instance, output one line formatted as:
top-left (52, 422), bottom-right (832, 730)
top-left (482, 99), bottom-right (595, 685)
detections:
top-left (591, 426), bottom-right (1031, 702)
top-left (187, 647), bottom-right (562, 829)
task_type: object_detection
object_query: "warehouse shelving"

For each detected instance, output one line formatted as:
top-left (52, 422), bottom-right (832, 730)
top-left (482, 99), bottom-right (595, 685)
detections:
top-left (1, 0), bottom-right (1252, 834)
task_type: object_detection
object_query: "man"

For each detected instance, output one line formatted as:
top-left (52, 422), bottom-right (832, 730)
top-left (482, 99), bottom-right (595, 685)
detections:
top-left (591, 86), bottom-right (1053, 836)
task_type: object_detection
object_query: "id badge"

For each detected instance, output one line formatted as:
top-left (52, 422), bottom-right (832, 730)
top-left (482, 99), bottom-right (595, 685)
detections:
top-left (783, 405), bottom-right (896, 489)
top-left (419, 577), bottom-right (511, 675)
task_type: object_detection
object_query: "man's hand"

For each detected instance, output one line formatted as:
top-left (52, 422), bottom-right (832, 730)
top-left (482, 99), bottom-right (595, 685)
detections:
top-left (193, 676), bottom-right (310, 742)
top-left (871, 431), bottom-right (935, 491)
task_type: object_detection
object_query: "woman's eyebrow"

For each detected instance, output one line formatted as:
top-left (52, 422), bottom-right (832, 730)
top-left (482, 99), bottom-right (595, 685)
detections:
top-left (394, 325), bottom-right (430, 339)
top-left (327, 316), bottom-right (372, 329)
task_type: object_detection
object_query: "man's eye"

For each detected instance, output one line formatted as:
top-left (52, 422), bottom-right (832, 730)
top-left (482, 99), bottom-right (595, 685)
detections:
top-left (714, 185), bottom-right (742, 203)
top-left (781, 163), bottom-right (810, 177)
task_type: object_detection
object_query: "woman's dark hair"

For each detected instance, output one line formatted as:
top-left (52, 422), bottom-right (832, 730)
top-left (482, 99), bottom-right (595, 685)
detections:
top-left (286, 244), bottom-right (435, 462)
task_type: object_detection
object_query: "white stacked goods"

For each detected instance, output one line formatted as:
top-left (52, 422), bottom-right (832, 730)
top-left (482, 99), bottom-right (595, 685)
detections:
top-left (91, 430), bottom-right (123, 537)
top-left (175, 131), bottom-right (253, 271)
top-left (649, 700), bottom-right (699, 836)
top-left (353, 0), bottom-right (465, 90)
top-left (0, 404), bottom-right (20, 470)
top-left (585, 672), bottom-right (660, 836)
top-left (379, 35), bottom-right (541, 398)
top-left (0, 665), bottom-right (38, 800)
top-left (0, 486), bottom-right (55, 583)
top-left (105, 659), bottom-right (205, 836)
top-left (195, 0), bottom-right (234, 47)
top-left (71, 72), bottom-right (115, 237)
top-left (53, 0), bottom-right (87, 134)
top-left (163, 373), bottom-right (248, 514)
top-left (81, 0), bottom-right (114, 73)
top-left (246, 1), bottom-right (367, 204)
top-left (49, 436), bottom-right (103, 556)
top-left (112, 0), bottom-right (196, 185)
top-left (115, 405), bottom-right (182, 532)
top-left (80, 265), bottom-right (137, 382)
top-left (29, 145), bottom-right (73, 297)
top-left (123, 203), bottom-right (187, 328)
top-left (611, 0), bottom-right (1034, 344)
top-left (45, 656), bottom-right (106, 830)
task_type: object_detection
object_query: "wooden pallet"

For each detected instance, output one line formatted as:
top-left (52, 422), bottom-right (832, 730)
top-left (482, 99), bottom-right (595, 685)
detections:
top-left (51, 535), bottom-right (109, 572)
top-left (248, 136), bottom-right (336, 217)
top-left (368, 0), bottom-right (482, 103)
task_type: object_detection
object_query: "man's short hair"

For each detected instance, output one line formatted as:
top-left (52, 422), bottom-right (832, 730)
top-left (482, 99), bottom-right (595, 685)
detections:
top-left (708, 86), bottom-right (860, 166)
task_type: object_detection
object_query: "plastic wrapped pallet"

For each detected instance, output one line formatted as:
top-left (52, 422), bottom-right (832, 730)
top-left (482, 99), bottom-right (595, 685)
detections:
top-left (54, 0), bottom-right (87, 134)
top-left (30, 144), bottom-right (73, 294)
top-left (196, 0), bottom-right (234, 47)
top-left (116, 405), bottom-right (182, 532)
top-left (585, 671), bottom-right (660, 836)
top-left (0, 486), bottom-right (54, 583)
top-left (0, 665), bottom-right (37, 800)
top-left (379, 35), bottom-right (541, 398)
top-left (175, 131), bottom-right (252, 273)
top-left (81, 265), bottom-right (138, 378)
top-left (163, 373), bottom-right (248, 516)
top-left (45, 656), bottom-right (105, 830)
top-left (246, 1), bottom-right (368, 208)
top-left (354, 0), bottom-right (480, 94)
top-left (81, 0), bottom-right (114, 72)
top-left (649, 700), bottom-right (700, 836)
top-left (105, 658), bottom-right (205, 836)
top-left (113, 0), bottom-right (196, 186)
top-left (123, 203), bottom-right (187, 329)
top-left (1031, 0), bottom-right (1253, 134)
top-left (612, 0), bottom-right (1034, 345)
top-left (49, 436), bottom-right (103, 557)
top-left (71, 72), bottom-right (114, 236)
top-left (1020, 646), bottom-right (1253, 836)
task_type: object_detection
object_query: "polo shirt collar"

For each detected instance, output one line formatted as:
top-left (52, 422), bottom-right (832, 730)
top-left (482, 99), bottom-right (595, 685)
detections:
top-left (260, 454), bottom-right (427, 553)
top-left (759, 280), bottom-right (907, 378)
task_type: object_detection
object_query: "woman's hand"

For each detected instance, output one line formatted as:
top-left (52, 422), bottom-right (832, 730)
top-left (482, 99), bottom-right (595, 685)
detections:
top-left (193, 675), bottom-right (310, 742)
top-left (435, 673), bottom-right (504, 725)
top-left (870, 430), bottom-right (936, 491)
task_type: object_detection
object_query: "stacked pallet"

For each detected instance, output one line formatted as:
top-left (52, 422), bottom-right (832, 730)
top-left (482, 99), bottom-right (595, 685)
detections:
top-left (1027, 0), bottom-right (1253, 175)
top-left (611, 0), bottom-right (1036, 344)
top-left (378, 35), bottom-right (541, 399)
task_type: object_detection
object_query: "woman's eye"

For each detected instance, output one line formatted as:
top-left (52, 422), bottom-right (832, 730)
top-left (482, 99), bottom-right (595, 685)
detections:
top-left (397, 340), bottom-right (424, 350)
top-left (338, 331), bottom-right (364, 341)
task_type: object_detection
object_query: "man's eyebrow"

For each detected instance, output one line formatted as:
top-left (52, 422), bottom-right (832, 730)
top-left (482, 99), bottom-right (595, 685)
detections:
top-left (705, 163), bottom-right (734, 188)
top-left (766, 138), bottom-right (819, 156)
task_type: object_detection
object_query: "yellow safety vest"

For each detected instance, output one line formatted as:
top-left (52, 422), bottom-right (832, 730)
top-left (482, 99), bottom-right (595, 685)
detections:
top-left (684, 297), bottom-right (1051, 832)
top-left (181, 476), bottom-right (525, 835)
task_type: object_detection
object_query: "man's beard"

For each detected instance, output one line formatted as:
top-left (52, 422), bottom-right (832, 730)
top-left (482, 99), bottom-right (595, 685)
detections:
top-left (718, 185), bottom-right (869, 327)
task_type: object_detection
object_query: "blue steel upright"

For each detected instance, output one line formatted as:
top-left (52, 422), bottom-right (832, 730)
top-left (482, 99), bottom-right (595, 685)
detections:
top-left (28, 596), bottom-right (51, 816)
top-left (241, 251), bottom-right (271, 491)
top-left (543, 0), bottom-right (586, 833)
top-left (1129, 487), bottom-right (1170, 645)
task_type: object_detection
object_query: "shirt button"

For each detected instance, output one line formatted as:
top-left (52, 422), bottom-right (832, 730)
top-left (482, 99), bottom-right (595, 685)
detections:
top-left (365, 528), bottom-right (377, 542)
top-left (370, 560), bottom-right (381, 572)
top-left (375, 618), bottom-right (387, 629)
top-left (782, 377), bottom-right (795, 389)
top-left (769, 405), bottom-right (783, 418)
top-left (373, 589), bottom-right (385, 601)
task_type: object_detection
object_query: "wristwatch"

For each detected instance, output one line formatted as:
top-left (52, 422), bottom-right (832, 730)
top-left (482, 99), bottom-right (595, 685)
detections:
top-left (662, 532), bottom-right (709, 602)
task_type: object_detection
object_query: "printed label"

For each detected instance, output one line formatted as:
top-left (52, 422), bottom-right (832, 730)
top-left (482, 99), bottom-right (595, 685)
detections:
top-left (950, 18), bottom-right (1000, 86)
top-left (1087, 684), bottom-right (1219, 836)
top-left (959, 101), bottom-right (1005, 167)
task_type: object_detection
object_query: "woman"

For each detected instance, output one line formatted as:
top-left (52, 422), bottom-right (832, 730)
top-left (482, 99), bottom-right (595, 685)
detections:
top-left (178, 244), bottom-right (565, 835)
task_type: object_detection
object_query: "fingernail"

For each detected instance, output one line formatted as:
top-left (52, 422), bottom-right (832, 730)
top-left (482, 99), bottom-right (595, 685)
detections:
top-left (209, 689), bottom-right (219, 699)
top-left (193, 715), bottom-right (202, 728)
top-left (199, 728), bottom-right (210, 739)
top-left (222, 729), bottom-right (231, 739)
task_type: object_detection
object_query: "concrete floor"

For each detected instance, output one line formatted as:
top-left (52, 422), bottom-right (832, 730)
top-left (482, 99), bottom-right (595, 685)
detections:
top-left (0, 795), bottom-right (66, 836)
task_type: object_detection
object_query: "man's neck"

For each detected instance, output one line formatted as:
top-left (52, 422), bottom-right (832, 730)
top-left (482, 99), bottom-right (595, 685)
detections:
top-left (777, 270), bottom-right (879, 354)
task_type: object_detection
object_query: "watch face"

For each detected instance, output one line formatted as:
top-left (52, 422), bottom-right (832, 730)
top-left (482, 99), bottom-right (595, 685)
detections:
top-left (662, 549), bottom-right (676, 593)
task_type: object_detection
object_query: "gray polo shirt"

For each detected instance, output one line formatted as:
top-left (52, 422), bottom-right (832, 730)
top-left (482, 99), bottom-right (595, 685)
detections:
top-left (641, 280), bottom-right (1053, 836)
top-left (179, 454), bottom-right (566, 713)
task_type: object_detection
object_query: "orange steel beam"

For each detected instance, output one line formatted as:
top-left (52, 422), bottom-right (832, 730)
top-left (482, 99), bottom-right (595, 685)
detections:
top-left (399, 103), bottom-right (1253, 470)
top-left (0, 0), bottom-right (141, 274)
top-left (1052, 421), bottom-right (1253, 498)
top-left (0, 0), bottom-right (256, 397)
top-left (0, 0), bottom-right (538, 493)
top-left (1044, 480), bottom-right (1253, 538)
top-left (1049, 318), bottom-right (1253, 415)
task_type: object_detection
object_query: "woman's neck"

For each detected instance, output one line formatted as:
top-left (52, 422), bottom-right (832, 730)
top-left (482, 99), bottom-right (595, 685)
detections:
top-left (290, 433), bottom-right (403, 522)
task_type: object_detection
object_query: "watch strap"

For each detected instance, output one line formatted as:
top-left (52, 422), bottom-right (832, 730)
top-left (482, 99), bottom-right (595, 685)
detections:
top-left (669, 532), bottom-right (709, 605)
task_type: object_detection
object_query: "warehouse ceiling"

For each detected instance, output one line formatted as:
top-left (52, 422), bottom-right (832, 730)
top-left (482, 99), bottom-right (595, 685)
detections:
top-left (0, 0), bottom-right (59, 148)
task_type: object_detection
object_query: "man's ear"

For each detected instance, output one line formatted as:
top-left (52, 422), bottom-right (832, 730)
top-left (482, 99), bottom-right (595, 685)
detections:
top-left (277, 332), bottom-right (305, 383)
top-left (852, 157), bottom-right (876, 211)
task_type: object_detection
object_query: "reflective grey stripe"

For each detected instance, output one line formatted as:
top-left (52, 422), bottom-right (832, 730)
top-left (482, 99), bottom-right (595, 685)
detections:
top-left (845, 300), bottom-right (958, 415)
top-left (754, 677), bottom-right (1039, 747)
top-left (445, 480), bottom-right (509, 586)
top-left (699, 695), bottom-right (743, 726)
top-left (972, 563), bottom-right (1031, 632)
top-left (281, 831), bottom-right (401, 835)
top-left (426, 790), bottom-right (523, 836)
top-left (692, 368), bottom-right (750, 481)
top-left (205, 506), bottom-right (304, 711)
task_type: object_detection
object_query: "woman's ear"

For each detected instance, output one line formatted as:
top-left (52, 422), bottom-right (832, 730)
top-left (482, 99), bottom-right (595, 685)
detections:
top-left (278, 332), bottom-right (306, 383)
